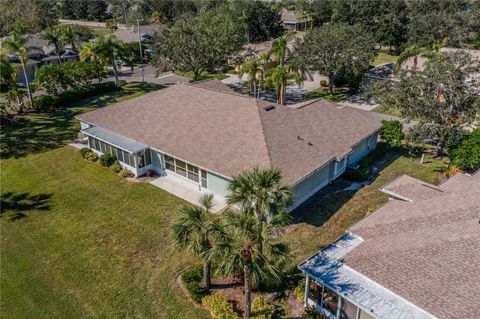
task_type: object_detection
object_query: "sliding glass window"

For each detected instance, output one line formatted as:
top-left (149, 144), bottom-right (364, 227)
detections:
top-left (163, 154), bottom-right (204, 185)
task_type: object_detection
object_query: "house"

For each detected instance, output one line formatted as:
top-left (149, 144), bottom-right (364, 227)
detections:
top-left (299, 172), bottom-right (480, 319)
top-left (8, 56), bottom-right (41, 86)
top-left (76, 79), bottom-right (381, 210)
top-left (281, 9), bottom-right (307, 32)
top-left (402, 47), bottom-right (480, 74)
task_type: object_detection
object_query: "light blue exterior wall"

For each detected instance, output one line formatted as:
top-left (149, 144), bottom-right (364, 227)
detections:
top-left (150, 151), bottom-right (163, 174)
top-left (293, 164), bottom-right (331, 208)
top-left (207, 172), bottom-right (230, 198)
top-left (349, 133), bottom-right (378, 165)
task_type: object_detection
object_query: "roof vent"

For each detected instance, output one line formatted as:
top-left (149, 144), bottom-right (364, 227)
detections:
top-left (308, 142), bottom-right (313, 146)
top-left (297, 136), bottom-right (304, 140)
top-left (263, 105), bottom-right (276, 111)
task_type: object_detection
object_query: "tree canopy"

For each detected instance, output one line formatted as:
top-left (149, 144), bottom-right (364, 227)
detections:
top-left (376, 50), bottom-right (480, 155)
top-left (151, 6), bottom-right (243, 79)
top-left (293, 24), bottom-right (376, 93)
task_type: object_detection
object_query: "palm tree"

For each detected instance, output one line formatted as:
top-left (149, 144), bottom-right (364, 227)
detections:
top-left (171, 194), bottom-right (220, 291)
top-left (41, 27), bottom-right (64, 64)
top-left (269, 36), bottom-right (291, 66)
top-left (1, 34), bottom-right (42, 109)
top-left (239, 60), bottom-right (264, 98)
top-left (61, 26), bottom-right (80, 52)
top-left (81, 35), bottom-right (123, 84)
top-left (264, 65), bottom-right (303, 105)
top-left (227, 168), bottom-right (293, 262)
top-left (394, 44), bottom-right (441, 73)
top-left (0, 54), bottom-right (17, 88)
top-left (213, 209), bottom-right (291, 318)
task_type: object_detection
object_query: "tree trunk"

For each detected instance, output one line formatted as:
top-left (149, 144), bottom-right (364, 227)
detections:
top-left (111, 57), bottom-right (119, 85)
top-left (280, 83), bottom-right (285, 105)
top-left (56, 46), bottom-right (62, 64)
top-left (328, 76), bottom-right (334, 95)
top-left (253, 79), bottom-right (257, 98)
top-left (244, 265), bottom-right (251, 318)
top-left (21, 61), bottom-right (33, 111)
top-left (203, 261), bottom-right (211, 292)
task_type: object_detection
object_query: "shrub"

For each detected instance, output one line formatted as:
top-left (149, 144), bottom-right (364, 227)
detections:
top-left (446, 166), bottom-right (464, 178)
top-left (343, 145), bottom-right (386, 182)
top-left (380, 120), bottom-right (404, 148)
top-left (110, 162), bottom-right (121, 173)
top-left (181, 265), bottom-right (207, 303)
top-left (99, 153), bottom-right (115, 167)
top-left (84, 150), bottom-right (98, 162)
top-left (119, 168), bottom-right (133, 178)
top-left (251, 295), bottom-right (274, 319)
top-left (304, 306), bottom-right (328, 319)
top-left (319, 80), bottom-right (327, 87)
top-left (294, 278), bottom-right (306, 302)
top-left (79, 147), bottom-right (91, 159)
top-left (202, 292), bottom-right (239, 319)
top-left (448, 128), bottom-right (480, 171)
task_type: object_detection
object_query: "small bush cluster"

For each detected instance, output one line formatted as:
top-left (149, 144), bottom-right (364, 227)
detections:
top-left (293, 278), bottom-right (306, 302)
top-left (33, 81), bottom-right (126, 111)
top-left (119, 168), bottom-right (133, 178)
top-left (344, 145), bottom-right (386, 182)
top-left (251, 295), bottom-right (274, 319)
top-left (380, 120), bottom-right (404, 148)
top-left (446, 166), bottom-right (464, 178)
top-left (319, 80), bottom-right (327, 87)
top-left (99, 153), bottom-right (115, 167)
top-left (448, 128), bottom-right (480, 171)
top-left (181, 265), bottom-right (207, 303)
top-left (304, 306), bottom-right (328, 319)
top-left (80, 148), bottom-right (98, 162)
top-left (110, 162), bottom-right (121, 173)
top-left (202, 292), bottom-right (239, 319)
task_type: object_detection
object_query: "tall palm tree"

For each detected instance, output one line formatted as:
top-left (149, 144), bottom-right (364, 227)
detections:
top-left (239, 60), bottom-right (264, 98)
top-left (41, 27), bottom-right (64, 64)
top-left (1, 34), bottom-right (42, 109)
top-left (269, 36), bottom-right (291, 66)
top-left (80, 35), bottom-right (123, 85)
top-left (394, 44), bottom-right (441, 73)
top-left (227, 168), bottom-right (293, 261)
top-left (171, 194), bottom-right (220, 291)
top-left (264, 64), bottom-right (303, 105)
top-left (213, 209), bottom-right (291, 318)
top-left (61, 25), bottom-right (80, 52)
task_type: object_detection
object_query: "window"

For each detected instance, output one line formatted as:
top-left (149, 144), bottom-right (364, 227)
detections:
top-left (137, 151), bottom-right (145, 168)
top-left (145, 149), bottom-right (151, 165)
top-left (88, 136), bottom-right (94, 149)
top-left (123, 151), bottom-right (131, 166)
top-left (129, 154), bottom-right (135, 167)
top-left (176, 159), bottom-right (187, 177)
top-left (165, 155), bottom-right (175, 171)
top-left (106, 144), bottom-right (112, 154)
top-left (322, 286), bottom-right (339, 316)
top-left (187, 164), bottom-right (199, 182)
top-left (201, 170), bottom-right (207, 188)
top-left (99, 141), bottom-right (106, 153)
top-left (94, 138), bottom-right (100, 151)
top-left (117, 148), bottom-right (124, 162)
top-left (340, 299), bottom-right (358, 319)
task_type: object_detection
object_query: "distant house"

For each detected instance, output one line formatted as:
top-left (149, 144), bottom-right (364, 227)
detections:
top-left (402, 47), bottom-right (480, 73)
top-left (7, 56), bottom-right (41, 86)
top-left (281, 9), bottom-right (307, 32)
top-left (76, 79), bottom-right (381, 210)
top-left (299, 172), bottom-right (480, 318)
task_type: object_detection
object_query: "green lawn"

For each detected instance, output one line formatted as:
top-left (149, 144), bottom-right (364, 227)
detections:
top-left (282, 153), bottom-right (443, 261)
top-left (305, 87), bottom-right (348, 102)
top-left (372, 52), bottom-right (398, 66)
top-left (371, 104), bottom-right (402, 117)
top-left (1, 82), bottom-right (443, 317)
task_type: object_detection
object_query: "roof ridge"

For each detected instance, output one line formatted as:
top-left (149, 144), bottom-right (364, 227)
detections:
top-left (255, 100), bottom-right (275, 169)
top-left (183, 80), bottom-right (259, 101)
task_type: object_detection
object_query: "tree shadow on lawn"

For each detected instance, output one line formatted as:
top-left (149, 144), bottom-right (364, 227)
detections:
top-left (0, 192), bottom-right (52, 221)
top-left (0, 82), bottom-right (164, 160)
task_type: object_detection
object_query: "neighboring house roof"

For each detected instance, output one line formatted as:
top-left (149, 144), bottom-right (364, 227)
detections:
top-left (77, 79), bottom-right (381, 185)
top-left (281, 9), bottom-right (306, 24)
top-left (401, 47), bottom-right (480, 71)
top-left (241, 40), bottom-right (274, 58)
top-left (301, 172), bottom-right (480, 319)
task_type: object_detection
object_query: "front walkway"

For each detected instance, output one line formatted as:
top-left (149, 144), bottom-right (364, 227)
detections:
top-left (150, 175), bottom-right (227, 213)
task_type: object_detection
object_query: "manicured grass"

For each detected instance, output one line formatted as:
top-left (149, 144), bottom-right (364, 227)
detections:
top-left (1, 81), bottom-right (207, 318)
top-left (1, 148), bottom-right (208, 319)
top-left (281, 153), bottom-right (443, 262)
top-left (305, 87), bottom-right (348, 102)
top-left (371, 104), bottom-right (402, 117)
top-left (372, 52), bottom-right (398, 66)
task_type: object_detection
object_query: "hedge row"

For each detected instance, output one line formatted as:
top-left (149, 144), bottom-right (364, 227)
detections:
top-left (32, 80), bottom-right (127, 111)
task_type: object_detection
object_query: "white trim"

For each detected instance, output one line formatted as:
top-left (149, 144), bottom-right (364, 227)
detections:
top-left (82, 131), bottom-right (142, 155)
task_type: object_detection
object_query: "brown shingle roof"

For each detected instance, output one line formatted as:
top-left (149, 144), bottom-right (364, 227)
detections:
top-left (345, 173), bottom-right (480, 319)
top-left (281, 9), bottom-right (306, 23)
top-left (77, 79), bottom-right (380, 185)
